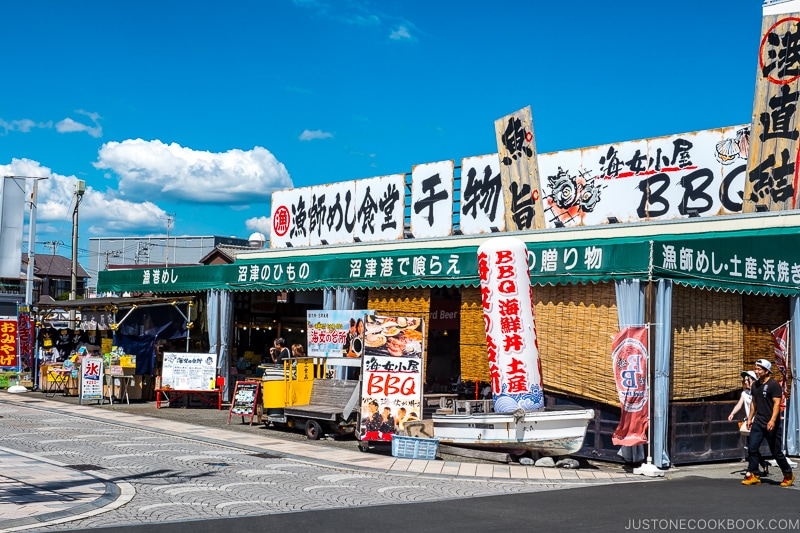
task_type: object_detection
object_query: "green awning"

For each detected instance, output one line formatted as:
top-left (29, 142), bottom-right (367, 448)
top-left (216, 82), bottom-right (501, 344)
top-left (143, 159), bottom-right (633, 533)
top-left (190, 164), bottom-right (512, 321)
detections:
top-left (97, 237), bottom-right (653, 294)
top-left (652, 226), bottom-right (800, 296)
top-left (96, 216), bottom-right (800, 298)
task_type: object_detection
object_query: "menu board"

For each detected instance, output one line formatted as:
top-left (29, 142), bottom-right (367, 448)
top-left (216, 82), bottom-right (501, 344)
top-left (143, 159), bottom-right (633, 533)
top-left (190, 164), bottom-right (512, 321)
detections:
top-left (79, 356), bottom-right (104, 401)
top-left (359, 315), bottom-right (425, 442)
top-left (161, 352), bottom-right (217, 391)
top-left (228, 380), bottom-right (261, 425)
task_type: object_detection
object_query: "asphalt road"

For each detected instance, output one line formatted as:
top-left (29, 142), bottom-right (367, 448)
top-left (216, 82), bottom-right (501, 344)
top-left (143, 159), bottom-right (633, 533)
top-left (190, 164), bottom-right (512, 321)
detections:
top-left (59, 478), bottom-right (800, 533)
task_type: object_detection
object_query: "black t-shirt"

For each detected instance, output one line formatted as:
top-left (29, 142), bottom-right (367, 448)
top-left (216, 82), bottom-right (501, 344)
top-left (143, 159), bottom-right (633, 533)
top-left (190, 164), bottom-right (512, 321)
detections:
top-left (277, 347), bottom-right (290, 362)
top-left (751, 378), bottom-right (783, 427)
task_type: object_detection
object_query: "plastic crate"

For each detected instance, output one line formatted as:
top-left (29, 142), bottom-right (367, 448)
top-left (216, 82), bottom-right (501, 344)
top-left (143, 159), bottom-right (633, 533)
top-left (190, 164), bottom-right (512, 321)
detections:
top-left (391, 435), bottom-right (439, 460)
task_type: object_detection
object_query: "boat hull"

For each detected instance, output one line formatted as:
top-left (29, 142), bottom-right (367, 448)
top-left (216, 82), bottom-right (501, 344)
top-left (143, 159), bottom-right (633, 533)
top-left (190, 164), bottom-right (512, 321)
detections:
top-left (431, 407), bottom-right (595, 456)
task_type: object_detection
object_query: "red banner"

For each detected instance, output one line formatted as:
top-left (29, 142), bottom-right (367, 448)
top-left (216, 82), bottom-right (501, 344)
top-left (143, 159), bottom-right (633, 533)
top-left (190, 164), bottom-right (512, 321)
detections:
top-left (0, 319), bottom-right (19, 369)
top-left (772, 324), bottom-right (788, 411)
top-left (611, 326), bottom-right (649, 446)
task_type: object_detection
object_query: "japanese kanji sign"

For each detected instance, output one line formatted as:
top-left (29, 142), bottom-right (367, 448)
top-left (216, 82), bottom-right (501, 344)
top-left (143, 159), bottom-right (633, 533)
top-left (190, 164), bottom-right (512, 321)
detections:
top-left (494, 106), bottom-right (546, 231)
top-left (478, 236), bottom-right (544, 412)
top-left (744, 13), bottom-right (800, 212)
top-left (538, 126), bottom-right (749, 227)
top-left (460, 154), bottom-right (505, 235)
top-left (410, 160), bottom-right (453, 238)
top-left (0, 319), bottom-right (18, 369)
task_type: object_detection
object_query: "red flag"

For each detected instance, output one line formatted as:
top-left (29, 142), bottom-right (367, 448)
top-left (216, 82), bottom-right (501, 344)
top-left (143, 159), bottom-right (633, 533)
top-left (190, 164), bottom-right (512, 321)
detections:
top-left (772, 324), bottom-right (788, 411)
top-left (611, 326), bottom-right (649, 446)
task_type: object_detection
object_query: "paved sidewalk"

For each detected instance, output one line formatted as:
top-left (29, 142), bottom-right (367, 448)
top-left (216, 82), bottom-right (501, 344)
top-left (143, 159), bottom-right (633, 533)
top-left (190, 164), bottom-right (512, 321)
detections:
top-left (1, 391), bottom-right (774, 531)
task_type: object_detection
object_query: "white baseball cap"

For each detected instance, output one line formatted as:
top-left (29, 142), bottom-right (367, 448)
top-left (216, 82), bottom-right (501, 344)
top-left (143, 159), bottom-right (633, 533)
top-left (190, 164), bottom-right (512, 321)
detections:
top-left (740, 370), bottom-right (757, 381)
top-left (755, 359), bottom-right (772, 373)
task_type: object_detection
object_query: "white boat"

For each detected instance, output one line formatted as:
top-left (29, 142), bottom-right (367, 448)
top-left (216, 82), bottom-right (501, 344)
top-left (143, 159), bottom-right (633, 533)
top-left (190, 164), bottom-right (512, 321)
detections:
top-left (429, 404), bottom-right (595, 456)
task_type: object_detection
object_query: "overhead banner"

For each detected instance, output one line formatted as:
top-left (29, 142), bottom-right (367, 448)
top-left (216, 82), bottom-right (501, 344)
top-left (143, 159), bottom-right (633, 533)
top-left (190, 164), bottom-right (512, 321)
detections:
top-left (611, 326), bottom-right (649, 447)
top-left (744, 13), bottom-right (800, 212)
top-left (495, 106), bottom-right (546, 231)
top-left (270, 174), bottom-right (406, 248)
top-left (539, 126), bottom-right (748, 227)
top-left (98, 238), bottom-right (651, 294)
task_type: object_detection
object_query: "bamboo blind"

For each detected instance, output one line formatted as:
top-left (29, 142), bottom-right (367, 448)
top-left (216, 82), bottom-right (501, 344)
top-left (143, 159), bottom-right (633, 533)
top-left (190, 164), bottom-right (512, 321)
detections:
top-left (671, 286), bottom-right (743, 400)
top-left (460, 283), bottom-right (621, 406)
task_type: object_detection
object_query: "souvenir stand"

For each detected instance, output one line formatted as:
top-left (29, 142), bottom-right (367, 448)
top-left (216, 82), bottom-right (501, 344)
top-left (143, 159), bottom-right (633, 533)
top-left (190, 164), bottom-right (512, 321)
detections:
top-left (33, 296), bottom-right (195, 401)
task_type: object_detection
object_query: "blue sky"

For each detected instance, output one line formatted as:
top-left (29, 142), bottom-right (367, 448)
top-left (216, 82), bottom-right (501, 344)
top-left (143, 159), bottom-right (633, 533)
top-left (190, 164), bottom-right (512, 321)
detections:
top-left (0, 0), bottom-right (765, 267)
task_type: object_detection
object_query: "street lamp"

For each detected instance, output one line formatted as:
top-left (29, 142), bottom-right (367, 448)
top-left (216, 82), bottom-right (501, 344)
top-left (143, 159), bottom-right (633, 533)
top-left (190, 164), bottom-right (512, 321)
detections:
top-left (69, 180), bottom-right (85, 327)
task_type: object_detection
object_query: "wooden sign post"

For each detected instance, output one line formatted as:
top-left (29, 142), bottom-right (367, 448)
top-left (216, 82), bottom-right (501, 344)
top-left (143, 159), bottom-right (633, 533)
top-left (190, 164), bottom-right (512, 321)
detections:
top-left (228, 380), bottom-right (261, 425)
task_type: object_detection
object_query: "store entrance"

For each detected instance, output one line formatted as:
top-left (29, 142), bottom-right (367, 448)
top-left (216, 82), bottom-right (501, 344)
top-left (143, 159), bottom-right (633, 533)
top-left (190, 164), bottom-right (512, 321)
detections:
top-left (426, 288), bottom-right (461, 393)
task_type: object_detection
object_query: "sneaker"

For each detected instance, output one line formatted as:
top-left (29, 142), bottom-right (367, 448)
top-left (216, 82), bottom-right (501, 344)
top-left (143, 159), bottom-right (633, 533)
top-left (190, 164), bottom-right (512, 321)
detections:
top-left (780, 472), bottom-right (794, 487)
top-left (742, 473), bottom-right (761, 485)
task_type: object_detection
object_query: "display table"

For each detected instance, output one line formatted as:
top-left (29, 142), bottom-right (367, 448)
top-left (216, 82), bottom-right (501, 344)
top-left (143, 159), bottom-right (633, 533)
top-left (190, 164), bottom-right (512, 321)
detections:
top-left (155, 388), bottom-right (222, 409)
top-left (104, 374), bottom-right (135, 405)
top-left (45, 367), bottom-right (71, 397)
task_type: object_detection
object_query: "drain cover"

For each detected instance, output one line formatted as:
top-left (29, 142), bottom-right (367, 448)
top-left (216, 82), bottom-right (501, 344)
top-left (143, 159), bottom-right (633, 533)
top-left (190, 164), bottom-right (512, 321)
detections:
top-left (68, 464), bottom-right (105, 471)
top-left (249, 452), bottom-right (284, 459)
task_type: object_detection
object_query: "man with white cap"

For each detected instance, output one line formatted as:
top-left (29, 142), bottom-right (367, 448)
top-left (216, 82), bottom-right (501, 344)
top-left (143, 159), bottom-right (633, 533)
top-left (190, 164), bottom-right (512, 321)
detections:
top-left (742, 358), bottom-right (794, 487)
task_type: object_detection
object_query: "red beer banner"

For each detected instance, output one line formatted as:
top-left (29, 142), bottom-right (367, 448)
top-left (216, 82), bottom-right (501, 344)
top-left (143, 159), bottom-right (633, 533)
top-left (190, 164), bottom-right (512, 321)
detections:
top-left (0, 319), bottom-right (19, 369)
top-left (772, 324), bottom-right (788, 411)
top-left (611, 326), bottom-right (649, 446)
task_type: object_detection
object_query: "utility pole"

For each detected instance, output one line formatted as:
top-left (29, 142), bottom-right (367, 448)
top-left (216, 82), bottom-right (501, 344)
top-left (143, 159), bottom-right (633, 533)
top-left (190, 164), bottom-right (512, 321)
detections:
top-left (70, 180), bottom-right (85, 328)
top-left (162, 213), bottom-right (175, 268)
top-left (43, 241), bottom-right (63, 255)
top-left (104, 249), bottom-right (122, 268)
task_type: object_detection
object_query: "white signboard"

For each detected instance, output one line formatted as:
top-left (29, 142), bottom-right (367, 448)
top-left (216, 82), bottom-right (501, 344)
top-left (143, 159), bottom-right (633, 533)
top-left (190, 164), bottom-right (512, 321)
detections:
top-left (354, 174), bottom-right (405, 242)
top-left (460, 154), bottom-right (504, 235)
top-left (161, 352), bottom-right (217, 391)
top-left (538, 125), bottom-right (748, 228)
top-left (79, 356), bottom-right (104, 401)
top-left (410, 160), bottom-right (453, 239)
top-left (308, 182), bottom-right (356, 246)
top-left (270, 188), bottom-right (310, 248)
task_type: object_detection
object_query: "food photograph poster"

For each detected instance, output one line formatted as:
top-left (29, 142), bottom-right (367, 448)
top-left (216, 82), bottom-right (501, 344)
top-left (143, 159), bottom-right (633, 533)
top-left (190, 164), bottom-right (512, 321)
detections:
top-left (306, 310), bottom-right (371, 358)
top-left (359, 315), bottom-right (425, 442)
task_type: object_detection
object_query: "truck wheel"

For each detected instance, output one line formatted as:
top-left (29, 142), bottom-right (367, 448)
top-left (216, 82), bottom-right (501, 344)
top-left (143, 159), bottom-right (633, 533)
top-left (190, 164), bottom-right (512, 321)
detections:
top-left (305, 420), bottom-right (323, 440)
top-left (358, 441), bottom-right (370, 452)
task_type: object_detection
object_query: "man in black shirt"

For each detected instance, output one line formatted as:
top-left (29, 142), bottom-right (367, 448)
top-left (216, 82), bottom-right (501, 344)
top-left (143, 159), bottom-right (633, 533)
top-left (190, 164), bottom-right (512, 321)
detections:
top-left (742, 358), bottom-right (794, 487)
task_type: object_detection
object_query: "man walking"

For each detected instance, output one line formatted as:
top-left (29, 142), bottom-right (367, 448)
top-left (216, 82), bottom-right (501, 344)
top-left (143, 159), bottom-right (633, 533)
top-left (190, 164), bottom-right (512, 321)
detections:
top-left (742, 359), bottom-right (794, 487)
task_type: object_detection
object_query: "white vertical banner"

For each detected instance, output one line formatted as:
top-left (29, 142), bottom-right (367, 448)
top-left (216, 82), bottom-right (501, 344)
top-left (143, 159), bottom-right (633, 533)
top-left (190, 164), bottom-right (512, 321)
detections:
top-left (460, 154), bottom-right (504, 235)
top-left (0, 177), bottom-right (26, 279)
top-left (477, 236), bottom-right (544, 412)
top-left (410, 160), bottom-right (453, 238)
top-left (354, 174), bottom-right (405, 242)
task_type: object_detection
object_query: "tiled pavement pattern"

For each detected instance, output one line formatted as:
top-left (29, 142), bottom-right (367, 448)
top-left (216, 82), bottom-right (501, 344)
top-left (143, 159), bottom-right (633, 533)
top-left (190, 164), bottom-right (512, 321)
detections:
top-left (0, 393), bottom-right (649, 531)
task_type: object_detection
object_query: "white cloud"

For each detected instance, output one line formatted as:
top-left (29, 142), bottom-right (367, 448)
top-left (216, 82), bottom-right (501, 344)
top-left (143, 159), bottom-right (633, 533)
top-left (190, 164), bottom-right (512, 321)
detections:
top-left (1, 110), bottom-right (102, 137)
top-left (245, 216), bottom-right (272, 236)
top-left (389, 25), bottom-right (411, 40)
top-left (93, 139), bottom-right (293, 204)
top-left (0, 118), bottom-right (53, 134)
top-left (299, 129), bottom-right (334, 141)
top-left (1, 158), bottom-right (169, 237)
